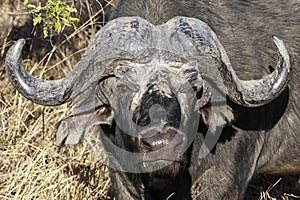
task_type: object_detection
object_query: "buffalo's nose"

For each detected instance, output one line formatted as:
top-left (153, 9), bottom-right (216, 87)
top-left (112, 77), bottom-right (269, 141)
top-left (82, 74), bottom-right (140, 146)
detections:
top-left (141, 129), bottom-right (183, 152)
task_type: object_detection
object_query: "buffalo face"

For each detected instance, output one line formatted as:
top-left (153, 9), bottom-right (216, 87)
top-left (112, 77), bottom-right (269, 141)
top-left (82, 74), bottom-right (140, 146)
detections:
top-left (108, 53), bottom-right (203, 175)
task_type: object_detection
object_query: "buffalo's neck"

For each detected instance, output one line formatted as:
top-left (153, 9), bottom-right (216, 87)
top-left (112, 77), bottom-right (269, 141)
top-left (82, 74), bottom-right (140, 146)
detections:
top-left (109, 169), bottom-right (192, 200)
top-left (109, 168), bottom-right (191, 200)
top-left (143, 169), bottom-right (192, 200)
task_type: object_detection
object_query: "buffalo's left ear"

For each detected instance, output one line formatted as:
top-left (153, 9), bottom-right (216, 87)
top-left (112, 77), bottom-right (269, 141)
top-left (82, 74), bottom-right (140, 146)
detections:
top-left (56, 106), bottom-right (113, 147)
top-left (199, 104), bottom-right (235, 133)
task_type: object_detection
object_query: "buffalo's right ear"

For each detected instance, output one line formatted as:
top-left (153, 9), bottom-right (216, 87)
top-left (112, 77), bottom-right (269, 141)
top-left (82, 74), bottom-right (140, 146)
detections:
top-left (56, 106), bottom-right (113, 147)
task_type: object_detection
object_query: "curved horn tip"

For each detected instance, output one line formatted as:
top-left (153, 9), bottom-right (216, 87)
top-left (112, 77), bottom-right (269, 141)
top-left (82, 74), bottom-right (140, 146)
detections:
top-left (5, 39), bottom-right (26, 63)
top-left (9, 39), bottom-right (26, 55)
top-left (272, 36), bottom-right (291, 67)
top-left (272, 36), bottom-right (286, 54)
top-left (272, 35), bottom-right (283, 47)
top-left (14, 38), bottom-right (26, 47)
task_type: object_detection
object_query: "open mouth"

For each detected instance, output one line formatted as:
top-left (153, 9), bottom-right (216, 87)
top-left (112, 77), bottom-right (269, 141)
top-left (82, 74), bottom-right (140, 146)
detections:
top-left (137, 127), bottom-right (186, 164)
top-left (139, 127), bottom-right (184, 149)
top-left (140, 128), bottom-right (180, 149)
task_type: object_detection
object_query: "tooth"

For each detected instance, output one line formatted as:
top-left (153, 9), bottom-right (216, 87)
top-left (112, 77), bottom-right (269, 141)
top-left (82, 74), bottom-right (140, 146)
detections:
top-left (142, 153), bottom-right (146, 168)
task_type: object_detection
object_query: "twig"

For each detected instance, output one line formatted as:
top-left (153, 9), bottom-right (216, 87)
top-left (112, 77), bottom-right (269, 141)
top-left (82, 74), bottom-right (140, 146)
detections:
top-left (0, 10), bottom-right (31, 15)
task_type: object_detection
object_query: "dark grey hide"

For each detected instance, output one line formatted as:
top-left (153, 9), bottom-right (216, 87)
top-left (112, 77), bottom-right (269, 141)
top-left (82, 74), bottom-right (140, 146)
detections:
top-left (5, 0), bottom-right (300, 199)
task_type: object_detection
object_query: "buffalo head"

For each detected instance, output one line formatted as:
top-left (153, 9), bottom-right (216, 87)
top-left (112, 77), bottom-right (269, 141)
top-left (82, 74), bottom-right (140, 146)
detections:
top-left (5, 17), bottom-right (291, 175)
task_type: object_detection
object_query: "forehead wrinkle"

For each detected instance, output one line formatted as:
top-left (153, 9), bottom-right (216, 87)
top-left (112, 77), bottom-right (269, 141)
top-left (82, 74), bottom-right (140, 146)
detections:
top-left (128, 64), bottom-right (175, 112)
top-left (120, 53), bottom-right (197, 112)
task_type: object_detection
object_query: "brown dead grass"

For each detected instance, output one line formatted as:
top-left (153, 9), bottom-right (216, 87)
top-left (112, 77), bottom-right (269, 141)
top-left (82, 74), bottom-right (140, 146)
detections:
top-left (0, 0), bottom-right (299, 199)
top-left (0, 0), bottom-right (113, 199)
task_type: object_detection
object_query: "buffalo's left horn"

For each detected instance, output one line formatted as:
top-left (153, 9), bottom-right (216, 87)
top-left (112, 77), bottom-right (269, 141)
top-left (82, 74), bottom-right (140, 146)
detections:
top-left (169, 17), bottom-right (292, 107)
top-left (217, 36), bottom-right (292, 107)
top-left (5, 39), bottom-right (77, 105)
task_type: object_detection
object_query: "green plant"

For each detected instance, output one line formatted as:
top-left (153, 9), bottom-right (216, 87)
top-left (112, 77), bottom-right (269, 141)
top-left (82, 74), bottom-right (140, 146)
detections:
top-left (24, 0), bottom-right (80, 37)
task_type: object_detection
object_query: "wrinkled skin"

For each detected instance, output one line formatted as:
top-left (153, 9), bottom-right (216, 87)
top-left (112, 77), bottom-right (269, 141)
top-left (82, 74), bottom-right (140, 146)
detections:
top-left (5, 0), bottom-right (300, 200)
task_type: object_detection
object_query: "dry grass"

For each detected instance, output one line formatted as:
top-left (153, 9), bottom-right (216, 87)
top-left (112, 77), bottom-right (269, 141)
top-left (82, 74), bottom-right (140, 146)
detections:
top-left (0, 0), bottom-right (112, 199)
top-left (0, 0), bottom-right (299, 199)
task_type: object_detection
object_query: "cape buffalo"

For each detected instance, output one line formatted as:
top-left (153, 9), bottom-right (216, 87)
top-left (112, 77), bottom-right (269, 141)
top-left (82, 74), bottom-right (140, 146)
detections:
top-left (5, 0), bottom-right (300, 199)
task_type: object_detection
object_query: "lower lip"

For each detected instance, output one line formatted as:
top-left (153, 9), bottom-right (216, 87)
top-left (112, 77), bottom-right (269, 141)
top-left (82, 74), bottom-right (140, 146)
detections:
top-left (142, 159), bottom-right (175, 163)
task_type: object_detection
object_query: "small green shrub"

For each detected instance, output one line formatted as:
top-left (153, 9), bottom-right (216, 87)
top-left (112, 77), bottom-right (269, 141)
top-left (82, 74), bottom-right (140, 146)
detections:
top-left (24, 0), bottom-right (80, 37)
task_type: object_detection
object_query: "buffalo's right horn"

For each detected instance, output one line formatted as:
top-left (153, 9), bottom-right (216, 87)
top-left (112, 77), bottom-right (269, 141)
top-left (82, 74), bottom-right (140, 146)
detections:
top-left (6, 39), bottom-right (82, 106)
top-left (5, 17), bottom-right (154, 106)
